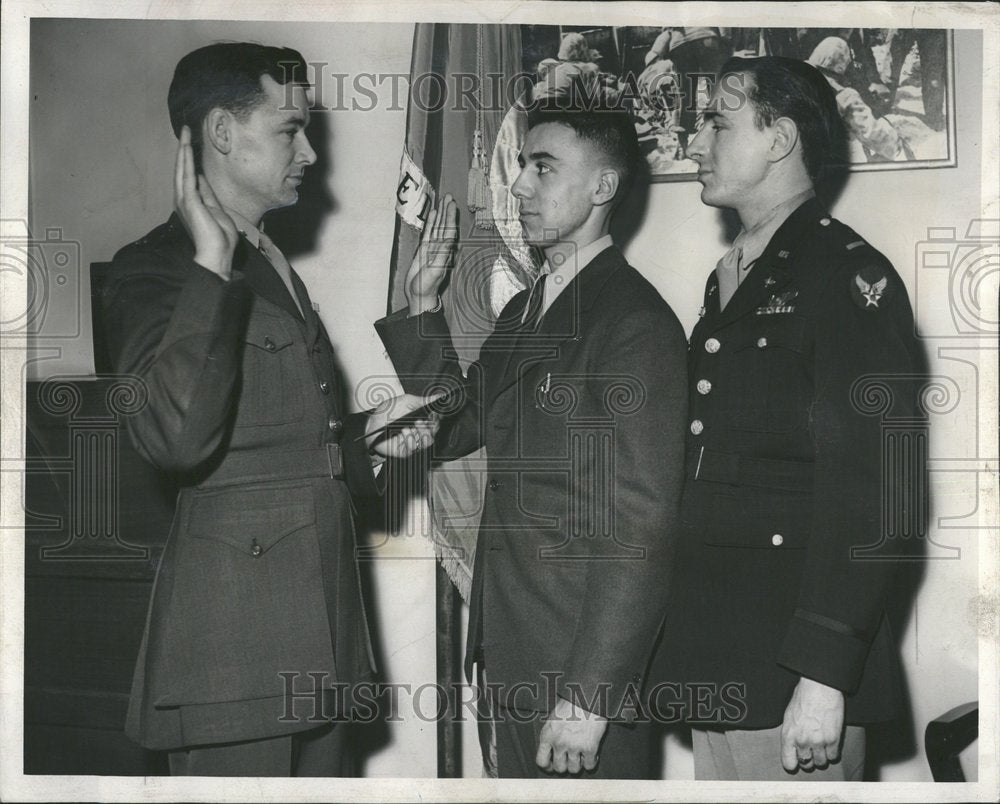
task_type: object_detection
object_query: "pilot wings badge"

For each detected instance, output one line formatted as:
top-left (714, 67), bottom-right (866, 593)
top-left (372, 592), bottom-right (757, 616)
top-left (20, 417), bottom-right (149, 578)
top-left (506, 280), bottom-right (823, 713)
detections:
top-left (855, 274), bottom-right (887, 308)
top-left (755, 290), bottom-right (798, 315)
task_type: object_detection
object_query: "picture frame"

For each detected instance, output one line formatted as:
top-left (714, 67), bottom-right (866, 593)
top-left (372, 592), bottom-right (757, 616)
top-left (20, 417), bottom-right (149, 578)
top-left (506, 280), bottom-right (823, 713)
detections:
top-left (521, 26), bottom-right (958, 181)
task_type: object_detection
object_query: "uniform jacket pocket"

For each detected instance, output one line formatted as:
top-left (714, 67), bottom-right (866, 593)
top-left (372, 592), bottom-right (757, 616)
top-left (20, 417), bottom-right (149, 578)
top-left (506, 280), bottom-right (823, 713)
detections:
top-left (151, 482), bottom-right (336, 707)
top-left (721, 316), bottom-right (810, 434)
top-left (236, 313), bottom-right (303, 427)
top-left (703, 491), bottom-right (811, 549)
top-left (188, 484), bottom-right (315, 556)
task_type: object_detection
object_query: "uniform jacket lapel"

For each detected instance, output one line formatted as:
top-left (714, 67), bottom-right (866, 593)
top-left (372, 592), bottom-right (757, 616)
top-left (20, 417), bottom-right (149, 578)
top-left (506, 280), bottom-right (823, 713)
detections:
top-left (288, 268), bottom-right (320, 345)
top-left (233, 234), bottom-right (306, 324)
top-left (710, 197), bottom-right (823, 332)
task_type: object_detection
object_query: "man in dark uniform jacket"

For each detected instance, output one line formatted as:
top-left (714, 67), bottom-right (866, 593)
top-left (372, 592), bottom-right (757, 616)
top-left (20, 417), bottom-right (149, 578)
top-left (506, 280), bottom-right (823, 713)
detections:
top-left (375, 108), bottom-right (688, 777)
top-left (102, 43), bottom-right (435, 776)
top-left (654, 57), bottom-right (921, 780)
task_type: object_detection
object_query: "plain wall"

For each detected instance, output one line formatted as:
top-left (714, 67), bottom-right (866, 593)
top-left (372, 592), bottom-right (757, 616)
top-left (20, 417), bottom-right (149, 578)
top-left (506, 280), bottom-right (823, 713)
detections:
top-left (28, 20), bottom-right (986, 780)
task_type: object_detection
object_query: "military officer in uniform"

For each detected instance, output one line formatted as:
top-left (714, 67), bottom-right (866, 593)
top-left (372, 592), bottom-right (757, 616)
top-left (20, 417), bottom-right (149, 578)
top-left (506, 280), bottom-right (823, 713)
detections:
top-left (102, 43), bottom-right (435, 776)
top-left (654, 57), bottom-right (921, 780)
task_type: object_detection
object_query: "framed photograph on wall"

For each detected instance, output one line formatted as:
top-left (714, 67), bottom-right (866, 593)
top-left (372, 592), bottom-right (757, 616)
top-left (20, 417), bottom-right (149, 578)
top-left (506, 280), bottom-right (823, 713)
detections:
top-left (521, 26), bottom-right (957, 181)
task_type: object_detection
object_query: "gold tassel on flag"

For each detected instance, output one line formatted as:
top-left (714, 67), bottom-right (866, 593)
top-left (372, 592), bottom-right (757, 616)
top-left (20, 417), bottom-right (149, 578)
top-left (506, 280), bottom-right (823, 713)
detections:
top-left (468, 25), bottom-right (494, 231)
top-left (467, 128), bottom-right (488, 212)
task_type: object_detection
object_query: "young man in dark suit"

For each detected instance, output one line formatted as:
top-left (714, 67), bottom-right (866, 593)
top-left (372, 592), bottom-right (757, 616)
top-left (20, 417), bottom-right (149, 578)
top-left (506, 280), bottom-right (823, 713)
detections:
top-left (375, 107), bottom-right (688, 778)
top-left (102, 43), bottom-right (435, 776)
top-left (654, 56), bottom-right (921, 780)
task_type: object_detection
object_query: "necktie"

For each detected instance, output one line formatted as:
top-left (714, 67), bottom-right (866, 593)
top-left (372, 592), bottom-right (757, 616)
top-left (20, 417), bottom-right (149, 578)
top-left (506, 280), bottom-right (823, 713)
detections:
top-left (716, 242), bottom-right (743, 311)
top-left (256, 231), bottom-right (305, 317)
top-left (521, 274), bottom-right (547, 331)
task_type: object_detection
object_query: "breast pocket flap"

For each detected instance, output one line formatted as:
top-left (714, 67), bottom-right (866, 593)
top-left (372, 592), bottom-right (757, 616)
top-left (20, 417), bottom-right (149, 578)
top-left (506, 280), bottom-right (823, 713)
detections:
top-left (244, 326), bottom-right (295, 353)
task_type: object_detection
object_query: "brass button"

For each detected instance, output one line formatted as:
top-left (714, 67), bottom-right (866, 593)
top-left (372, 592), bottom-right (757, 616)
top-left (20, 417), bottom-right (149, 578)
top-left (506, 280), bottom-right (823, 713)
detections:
top-left (319, 380), bottom-right (330, 394)
top-left (820, 217), bottom-right (831, 226)
top-left (690, 419), bottom-right (704, 435)
top-left (251, 540), bottom-right (263, 557)
top-left (327, 417), bottom-right (343, 434)
top-left (488, 479), bottom-right (501, 490)
top-left (704, 337), bottom-right (720, 353)
top-left (264, 337), bottom-right (276, 351)
top-left (757, 337), bottom-right (768, 348)
top-left (771, 534), bottom-right (784, 547)
top-left (696, 379), bottom-right (712, 395)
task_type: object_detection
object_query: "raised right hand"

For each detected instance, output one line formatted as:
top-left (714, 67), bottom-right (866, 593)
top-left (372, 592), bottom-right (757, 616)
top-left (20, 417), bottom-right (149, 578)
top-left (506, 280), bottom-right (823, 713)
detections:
top-left (174, 126), bottom-right (239, 279)
top-left (404, 193), bottom-right (458, 315)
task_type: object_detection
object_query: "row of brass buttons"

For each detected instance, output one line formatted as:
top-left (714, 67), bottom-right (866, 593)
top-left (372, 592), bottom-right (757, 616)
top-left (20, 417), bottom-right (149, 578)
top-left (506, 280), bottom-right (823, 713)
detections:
top-left (693, 332), bottom-right (774, 434)
top-left (704, 336), bottom-right (769, 353)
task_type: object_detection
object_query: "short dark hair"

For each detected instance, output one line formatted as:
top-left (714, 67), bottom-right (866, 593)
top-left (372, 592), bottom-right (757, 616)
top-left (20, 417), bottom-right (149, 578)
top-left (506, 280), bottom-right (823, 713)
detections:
top-left (525, 106), bottom-right (642, 201)
top-left (717, 56), bottom-right (846, 180)
top-left (168, 42), bottom-right (310, 168)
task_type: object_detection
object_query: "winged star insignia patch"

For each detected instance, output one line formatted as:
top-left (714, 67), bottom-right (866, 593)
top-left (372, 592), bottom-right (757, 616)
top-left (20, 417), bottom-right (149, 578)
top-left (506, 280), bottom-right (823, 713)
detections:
top-left (856, 275), bottom-right (887, 307)
top-left (850, 266), bottom-right (891, 310)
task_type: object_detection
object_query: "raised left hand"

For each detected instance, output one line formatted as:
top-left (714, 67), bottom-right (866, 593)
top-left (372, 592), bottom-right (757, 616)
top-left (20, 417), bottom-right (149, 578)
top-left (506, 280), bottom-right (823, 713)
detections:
top-left (535, 696), bottom-right (608, 775)
top-left (780, 676), bottom-right (845, 772)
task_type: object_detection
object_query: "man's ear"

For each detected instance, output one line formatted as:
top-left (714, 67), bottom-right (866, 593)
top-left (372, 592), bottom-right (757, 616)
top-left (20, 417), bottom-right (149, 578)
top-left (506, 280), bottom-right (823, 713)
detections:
top-left (203, 108), bottom-right (234, 157)
top-left (769, 117), bottom-right (800, 164)
top-left (593, 168), bottom-right (620, 207)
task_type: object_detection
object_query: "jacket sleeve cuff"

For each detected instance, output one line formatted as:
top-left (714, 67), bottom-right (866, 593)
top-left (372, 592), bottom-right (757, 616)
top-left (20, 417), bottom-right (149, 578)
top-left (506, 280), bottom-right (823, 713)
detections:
top-left (776, 609), bottom-right (871, 693)
top-left (374, 308), bottom-right (456, 396)
top-left (555, 675), bottom-right (646, 723)
top-left (340, 411), bottom-right (384, 497)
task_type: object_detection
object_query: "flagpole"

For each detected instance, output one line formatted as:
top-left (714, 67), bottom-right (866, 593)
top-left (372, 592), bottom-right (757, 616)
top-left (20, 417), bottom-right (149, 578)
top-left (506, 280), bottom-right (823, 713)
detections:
top-left (435, 561), bottom-right (462, 777)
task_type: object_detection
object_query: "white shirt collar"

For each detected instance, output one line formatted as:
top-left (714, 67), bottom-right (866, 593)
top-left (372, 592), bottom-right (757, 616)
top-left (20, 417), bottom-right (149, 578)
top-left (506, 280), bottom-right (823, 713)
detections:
top-left (540, 233), bottom-right (614, 278)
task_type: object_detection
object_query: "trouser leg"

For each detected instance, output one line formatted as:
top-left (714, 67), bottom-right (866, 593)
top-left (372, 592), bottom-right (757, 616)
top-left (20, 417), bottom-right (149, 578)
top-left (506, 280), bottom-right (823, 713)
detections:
top-left (692, 724), bottom-right (866, 781)
top-left (293, 721), bottom-right (354, 777)
top-left (167, 733), bottom-right (292, 776)
top-left (691, 727), bottom-right (737, 780)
